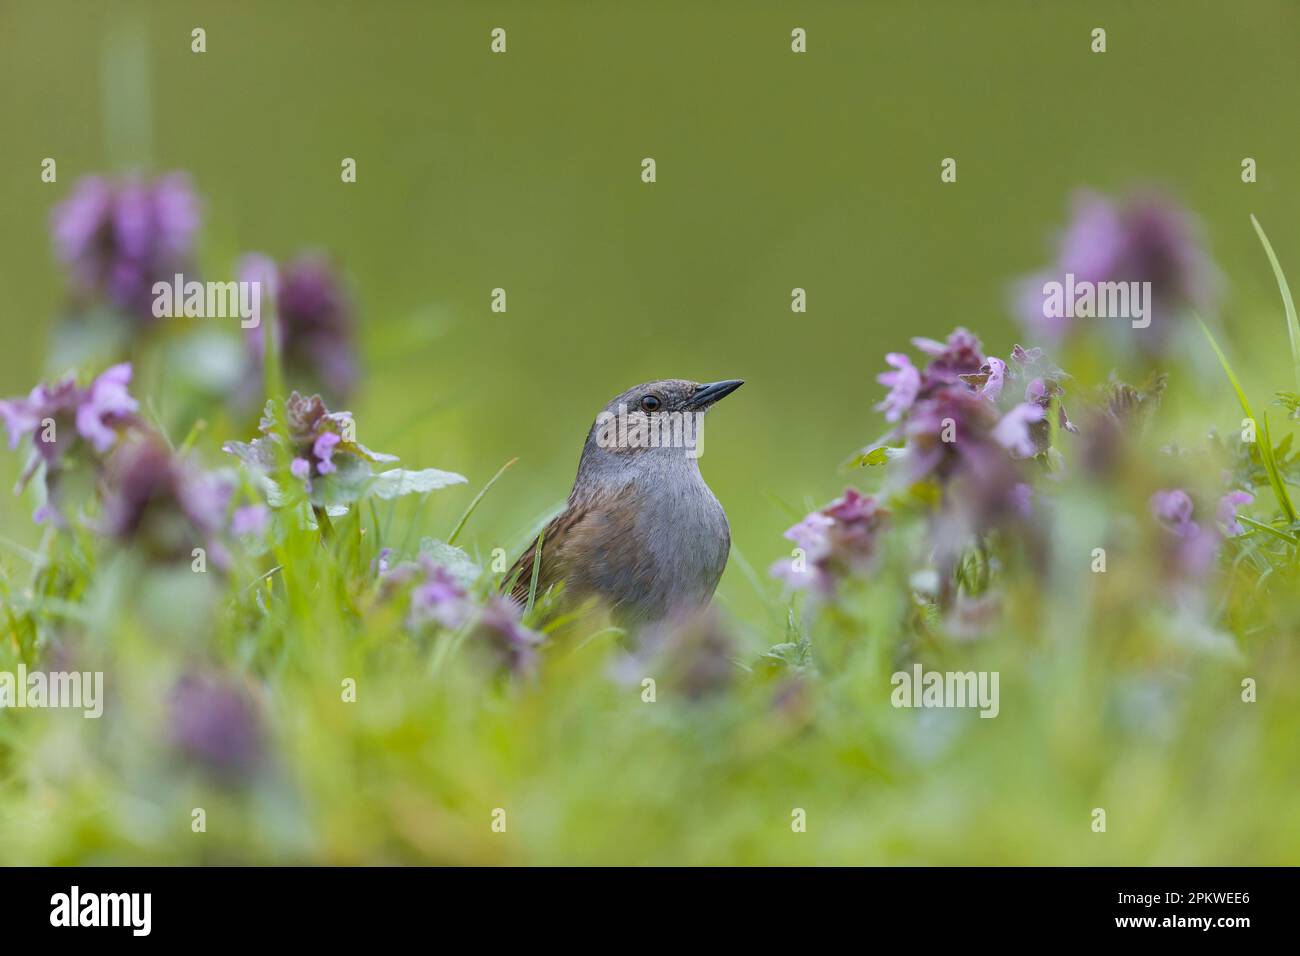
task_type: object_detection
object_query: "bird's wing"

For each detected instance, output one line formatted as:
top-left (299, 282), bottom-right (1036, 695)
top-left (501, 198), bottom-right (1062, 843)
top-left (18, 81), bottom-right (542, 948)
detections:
top-left (504, 485), bottom-right (638, 607)
top-left (505, 504), bottom-right (590, 606)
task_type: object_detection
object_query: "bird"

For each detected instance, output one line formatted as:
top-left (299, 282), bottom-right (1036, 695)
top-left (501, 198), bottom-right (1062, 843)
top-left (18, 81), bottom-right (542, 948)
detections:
top-left (506, 378), bottom-right (744, 631)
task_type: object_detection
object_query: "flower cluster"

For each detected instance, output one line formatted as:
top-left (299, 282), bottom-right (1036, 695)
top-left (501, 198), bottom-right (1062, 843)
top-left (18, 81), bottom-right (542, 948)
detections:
top-left (771, 488), bottom-right (889, 595)
top-left (1148, 486), bottom-right (1255, 585)
top-left (97, 436), bottom-right (232, 566)
top-left (871, 329), bottom-right (1071, 537)
top-left (168, 672), bottom-right (264, 785)
top-left (224, 391), bottom-right (395, 494)
top-left (240, 253), bottom-right (358, 403)
top-left (1016, 190), bottom-right (1219, 353)
top-left (0, 363), bottom-right (243, 564)
top-left (225, 392), bottom-right (464, 511)
top-left (380, 551), bottom-right (544, 676)
top-left (0, 363), bottom-right (140, 522)
top-left (52, 173), bottom-right (201, 321)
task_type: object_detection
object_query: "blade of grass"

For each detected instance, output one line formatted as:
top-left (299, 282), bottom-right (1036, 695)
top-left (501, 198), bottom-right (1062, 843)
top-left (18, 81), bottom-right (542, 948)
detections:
top-left (177, 418), bottom-right (207, 456)
top-left (1250, 214), bottom-right (1300, 393)
top-left (525, 525), bottom-right (546, 616)
top-left (1238, 514), bottom-right (1299, 545)
top-left (1199, 317), bottom-right (1297, 523)
top-left (447, 457), bottom-right (517, 546)
top-left (1257, 412), bottom-right (1297, 523)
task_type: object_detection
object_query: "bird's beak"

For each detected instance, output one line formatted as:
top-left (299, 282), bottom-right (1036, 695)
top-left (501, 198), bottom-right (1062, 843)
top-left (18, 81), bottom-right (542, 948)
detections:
top-left (687, 379), bottom-right (745, 409)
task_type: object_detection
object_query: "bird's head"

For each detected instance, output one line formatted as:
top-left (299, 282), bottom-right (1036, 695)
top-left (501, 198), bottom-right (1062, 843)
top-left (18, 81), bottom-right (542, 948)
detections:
top-left (580, 378), bottom-right (744, 467)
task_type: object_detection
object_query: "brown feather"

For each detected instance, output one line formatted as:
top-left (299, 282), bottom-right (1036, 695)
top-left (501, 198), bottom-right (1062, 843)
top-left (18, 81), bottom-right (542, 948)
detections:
top-left (505, 484), bottom-right (640, 610)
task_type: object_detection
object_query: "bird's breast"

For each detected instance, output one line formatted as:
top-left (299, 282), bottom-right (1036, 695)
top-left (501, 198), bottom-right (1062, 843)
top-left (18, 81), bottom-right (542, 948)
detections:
top-left (606, 474), bottom-right (730, 622)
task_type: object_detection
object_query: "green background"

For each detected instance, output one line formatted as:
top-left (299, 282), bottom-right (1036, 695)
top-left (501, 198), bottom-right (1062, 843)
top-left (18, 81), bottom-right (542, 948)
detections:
top-left (2, 0), bottom-right (1298, 623)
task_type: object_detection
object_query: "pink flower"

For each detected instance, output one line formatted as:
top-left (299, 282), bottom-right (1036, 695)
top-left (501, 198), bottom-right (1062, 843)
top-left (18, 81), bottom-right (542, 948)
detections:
top-left (876, 353), bottom-right (921, 422)
top-left (312, 432), bottom-right (341, 475)
top-left (1217, 490), bottom-right (1253, 537)
top-left (992, 403), bottom-right (1046, 459)
top-left (231, 504), bottom-right (270, 537)
top-left (771, 488), bottom-right (889, 594)
top-left (75, 363), bottom-right (139, 453)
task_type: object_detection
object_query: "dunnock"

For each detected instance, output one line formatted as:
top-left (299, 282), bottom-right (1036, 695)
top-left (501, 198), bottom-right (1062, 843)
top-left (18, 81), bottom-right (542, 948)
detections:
top-left (506, 379), bottom-right (743, 629)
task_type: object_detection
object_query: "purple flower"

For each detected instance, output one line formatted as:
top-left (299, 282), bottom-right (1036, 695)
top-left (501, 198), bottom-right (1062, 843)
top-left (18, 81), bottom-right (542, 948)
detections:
top-left (231, 504), bottom-right (270, 537)
top-left (409, 557), bottom-right (472, 630)
top-left (861, 332), bottom-right (1074, 561)
top-left (240, 253), bottom-right (358, 402)
top-left (1149, 488), bottom-right (1219, 580)
top-left (0, 364), bottom-right (141, 522)
top-left (474, 596), bottom-right (544, 676)
top-left (1016, 191), bottom-right (1218, 350)
top-left (876, 352), bottom-right (921, 422)
top-left (51, 173), bottom-right (200, 320)
top-left (99, 436), bottom-right (232, 563)
top-left (628, 609), bottom-right (738, 700)
top-left (75, 363), bottom-right (139, 452)
top-left (992, 402), bottom-right (1046, 458)
top-left (168, 673), bottom-right (263, 784)
top-left (224, 391), bottom-right (396, 491)
top-left (771, 488), bottom-right (889, 594)
top-left (902, 387), bottom-right (1000, 482)
top-left (912, 327), bottom-right (987, 388)
top-left (312, 431), bottom-right (341, 475)
top-left (0, 376), bottom-right (81, 465)
top-left (1150, 488), bottom-right (1195, 529)
top-left (1216, 490), bottom-right (1253, 537)
top-left (967, 357), bottom-right (1006, 402)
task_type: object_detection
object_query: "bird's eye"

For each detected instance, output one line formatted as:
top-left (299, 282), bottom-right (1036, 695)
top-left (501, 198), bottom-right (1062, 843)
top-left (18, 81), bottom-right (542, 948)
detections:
top-left (640, 395), bottom-right (661, 412)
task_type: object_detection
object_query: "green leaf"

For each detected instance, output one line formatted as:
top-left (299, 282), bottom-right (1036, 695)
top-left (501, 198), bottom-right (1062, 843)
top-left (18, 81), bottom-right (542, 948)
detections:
top-left (417, 537), bottom-right (482, 586)
top-left (1251, 214), bottom-right (1300, 393)
top-left (847, 445), bottom-right (900, 468)
top-left (368, 468), bottom-right (468, 500)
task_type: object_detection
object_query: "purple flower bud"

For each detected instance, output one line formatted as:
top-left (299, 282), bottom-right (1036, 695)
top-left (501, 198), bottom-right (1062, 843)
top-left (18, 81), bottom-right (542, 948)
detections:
top-left (1150, 488), bottom-right (1219, 580)
top-left (51, 173), bottom-right (201, 321)
top-left (409, 557), bottom-right (472, 630)
top-left (312, 431), bottom-right (341, 475)
top-left (168, 673), bottom-right (263, 784)
top-left (1150, 488), bottom-right (1195, 529)
top-left (911, 327), bottom-right (986, 388)
top-left (1216, 490), bottom-right (1253, 537)
top-left (276, 255), bottom-right (358, 402)
top-left (628, 609), bottom-right (738, 700)
top-left (231, 504), bottom-right (270, 537)
top-left (474, 596), bottom-right (544, 676)
top-left (99, 437), bottom-right (231, 563)
top-left (1016, 191), bottom-right (1218, 351)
